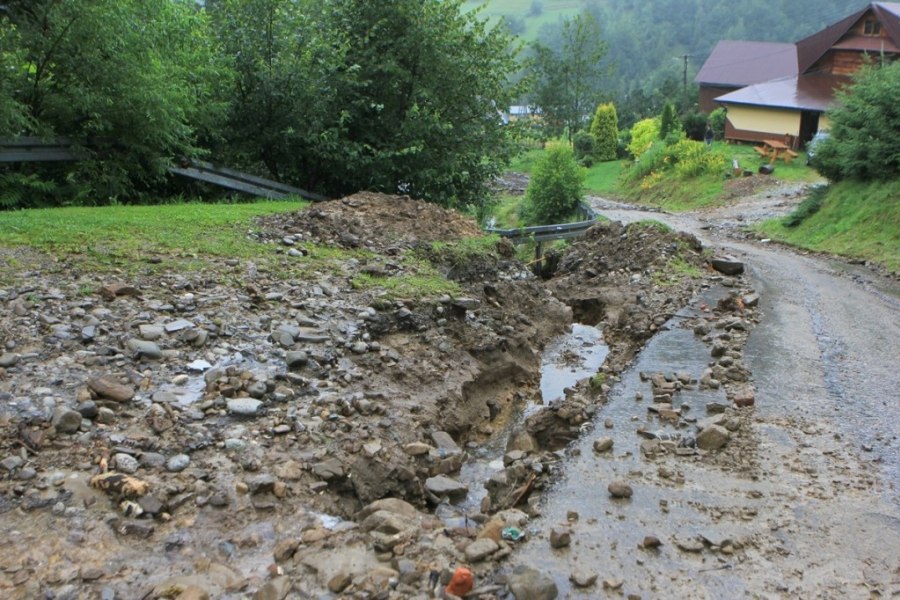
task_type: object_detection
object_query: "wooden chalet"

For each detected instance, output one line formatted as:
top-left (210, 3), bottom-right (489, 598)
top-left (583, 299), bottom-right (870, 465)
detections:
top-left (695, 2), bottom-right (900, 147)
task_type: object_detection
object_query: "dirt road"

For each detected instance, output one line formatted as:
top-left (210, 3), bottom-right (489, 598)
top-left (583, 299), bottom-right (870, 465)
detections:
top-left (509, 187), bottom-right (900, 598)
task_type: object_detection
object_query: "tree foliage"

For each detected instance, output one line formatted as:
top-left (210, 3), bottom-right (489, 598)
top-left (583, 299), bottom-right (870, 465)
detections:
top-left (814, 62), bottom-right (900, 182)
top-left (627, 118), bottom-right (660, 159)
top-left (1, 0), bottom-right (227, 204)
top-left (527, 12), bottom-right (608, 138)
top-left (589, 103), bottom-right (618, 161)
top-left (522, 141), bottom-right (585, 225)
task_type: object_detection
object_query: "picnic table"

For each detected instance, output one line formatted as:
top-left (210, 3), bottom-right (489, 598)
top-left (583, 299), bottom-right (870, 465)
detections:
top-left (755, 139), bottom-right (798, 164)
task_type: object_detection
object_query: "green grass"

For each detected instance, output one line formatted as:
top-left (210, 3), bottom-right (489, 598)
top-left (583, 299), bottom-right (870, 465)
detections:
top-left (0, 201), bottom-right (302, 259)
top-left (755, 179), bottom-right (900, 273)
top-left (463, 0), bottom-right (584, 41)
top-left (488, 194), bottom-right (524, 228)
top-left (508, 147), bottom-right (545, 173)
top-left (352, 256), bottom-right (461, 299)
top-left (583, 159), bottom-right (624, 196)
top-left (724, 142), bottom-right (823, 184)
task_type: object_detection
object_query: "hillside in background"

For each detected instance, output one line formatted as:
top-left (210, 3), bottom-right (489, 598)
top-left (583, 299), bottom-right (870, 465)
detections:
top-left (465, 0), bottom-right (869, 114)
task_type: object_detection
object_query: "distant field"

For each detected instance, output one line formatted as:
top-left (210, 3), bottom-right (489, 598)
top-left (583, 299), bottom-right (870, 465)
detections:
top-left (463, 0), bottom-right (591, 39)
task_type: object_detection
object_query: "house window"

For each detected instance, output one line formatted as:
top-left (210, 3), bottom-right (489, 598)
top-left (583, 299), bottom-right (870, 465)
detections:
top-left (864, 19), bottom-right (881, 35)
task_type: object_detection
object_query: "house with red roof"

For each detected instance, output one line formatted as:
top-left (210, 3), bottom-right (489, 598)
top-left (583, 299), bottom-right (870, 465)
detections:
top-left (695, 2), bottom-right (900, 147)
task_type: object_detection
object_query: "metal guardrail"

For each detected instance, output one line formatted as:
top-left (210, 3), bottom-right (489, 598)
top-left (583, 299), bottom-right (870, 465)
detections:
top-left (486, 201), bottom-right (598, 244)
top-left (0, 137), bottom-right (326, 202)
top-left (0, 136), bottom-right (77, 162)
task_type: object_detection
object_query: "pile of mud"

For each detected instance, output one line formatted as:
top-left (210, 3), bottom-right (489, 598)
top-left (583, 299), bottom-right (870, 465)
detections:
top-left (259, 191), bottom-right (484, 252)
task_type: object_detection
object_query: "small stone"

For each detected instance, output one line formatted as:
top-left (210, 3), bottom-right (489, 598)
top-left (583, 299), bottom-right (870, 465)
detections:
top-left (465, 537), bottom-right (499, 562)
top-left (76, 401), bottom-right (98, 419)
top-left (285, 351), bottom-right (308, 369)
top-left (508, 565), bottom-right (558, 600)
top-left (696, 424), bottom-right (730, 450)
top-left (165, 319), bottom-right (195, 333)
top-left (570, 571), bottom-right (598, 588)
top-left (253, 576), bottom-right (292, 600)
top-left (166, 454), bottom-right (190, 472)
top-left (603, 578), bottom-right (624, 590)
top-left (608, 480), bottom-right (633, 499)
top-left (52, 408), bottom-right (83, 434)
top-left (0, 353), bottom-right (20, 368)
top-left (403, 442), bottom-right (433, 456)
top-left (742, 293), bottom-right (760, 307)
top-left (328, 572), bottom-right (353, 593)
top-left (674, 535), bottom-right (705, 552)
top-left (247, 381), bottom-right (267, 399)
top-left (549, 527), bottom-right (571, 549)
top-left (186, 359), bottom-right (212, 372)
top-left (95, 407), bottom-right (116, 425)
top-left (113, 453), bottom-right (139, 474)
top-left (175, 586), bottom-right (209, 600)
top-left (593, 437), bottom-right (614, 453)
top-left (87, 376), bottom-right (135, 403)
top-left (139, 324), bottom-right (164, 340)
top-left (227, 398), bottom-right (263, 416)
top-left (424, 475), bottom-right (468, 501)
top-left (642, 535), bottom-right (662, 549)
top-left (604, 418), bottom-right (614, 429)
top-left (1, 456), bottom-right (24, 471)
top-left (127, 339), bottom-right (162, 360)
top-left (710, 256), bottom-right (744, 276)
top-left (273, 538), bottom-right (300, 563)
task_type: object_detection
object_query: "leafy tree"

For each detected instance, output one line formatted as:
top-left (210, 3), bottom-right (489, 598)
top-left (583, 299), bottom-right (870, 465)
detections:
top-left (210, 0), bottom-right (519, 208)
top-left (528, 12), bottom-right (608, 138)
top-left (572, 130), bottom-right (596, 166)
top-left (589, 102), bottom-right (618, 161)
top-left (814, 62), bottom-right (900, 182)
top-left (522, 141), bottom-right (585, 225)
top-left (1, 0), bottom-right (227, 204)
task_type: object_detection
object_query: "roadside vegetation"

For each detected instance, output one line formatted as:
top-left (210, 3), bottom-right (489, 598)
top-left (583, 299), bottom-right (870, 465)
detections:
top-left (757, 62), bottom-right (900, 273)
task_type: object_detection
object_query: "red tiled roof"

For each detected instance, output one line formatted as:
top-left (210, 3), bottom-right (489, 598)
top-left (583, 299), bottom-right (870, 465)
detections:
top-left (694, 41), bottom-right (798, 86)
top-left (714, 74), bottom-right (851, 111)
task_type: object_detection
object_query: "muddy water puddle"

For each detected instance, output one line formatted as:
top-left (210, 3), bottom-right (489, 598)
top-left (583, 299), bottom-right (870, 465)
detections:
top-left (450, 324), bottom-right (608, 518)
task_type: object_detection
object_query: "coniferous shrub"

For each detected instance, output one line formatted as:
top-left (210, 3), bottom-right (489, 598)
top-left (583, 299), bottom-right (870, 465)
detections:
top-left (522, 141), bottom-right (585, 225)
top-left (814, 62), bottom-right (900, 182)
top-left (589, 103), bottom-right (619, 161)
top-left (658, 102), bottom-right (681, 139)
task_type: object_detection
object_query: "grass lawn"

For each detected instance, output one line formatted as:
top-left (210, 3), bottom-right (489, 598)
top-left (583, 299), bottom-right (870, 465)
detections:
top-left (0, 200), bottom-right (310, 277)
top-left (756, 179), bottom-right (900, 273)
top-left (584, 160), bottom-right (624, 196)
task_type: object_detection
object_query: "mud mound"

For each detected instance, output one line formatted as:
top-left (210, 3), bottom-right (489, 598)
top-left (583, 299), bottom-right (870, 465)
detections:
top-left (554, 219), bottom-right (704, 277)
top-left (260, 191), bottom-right (484, 251)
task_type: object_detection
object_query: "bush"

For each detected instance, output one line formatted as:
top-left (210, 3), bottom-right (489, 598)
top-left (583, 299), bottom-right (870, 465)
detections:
top-left (783, 184), bottom-right (827, 227)
top-left (522, 141), bottom-right (585, 225)
top-left (623, 138), bottom-right (725, 188)
top-left (589, 103), bottom-right (619, 161)
top-left (627, 118), bottom-right (660, 159)
top-left (659, 102), bottom-right (681, 139)
top-left (573, 130), bottom-right (597, 164)
top-left (709, 108), bottom-right (727, 140)
top-left (681, 110), bottom-right (707, 141)
top-left (814, 62), bottom-right (900, 182)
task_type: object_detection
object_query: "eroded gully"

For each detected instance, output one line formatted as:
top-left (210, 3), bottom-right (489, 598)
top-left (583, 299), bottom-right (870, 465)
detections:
top-left (509, 194), bottom-right (900, 598)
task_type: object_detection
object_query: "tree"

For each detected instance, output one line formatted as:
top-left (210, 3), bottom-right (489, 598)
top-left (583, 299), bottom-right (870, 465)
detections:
top-left (210, 0), bottom-right (519, 208)
top-left (627, 117), bottom-right (660, 159)
top-left (658, 102), bottom-right (681, 140)
top-left (814, 62), bottom-right (900, 182)
top-left (1, 0), bottom-right (227, 204)
top-left (528, 12), bottom-right (608, 138)
top-left (590, 103), bottom-right (619, 161)
top-left (522, 141), bottom-right (585, 225)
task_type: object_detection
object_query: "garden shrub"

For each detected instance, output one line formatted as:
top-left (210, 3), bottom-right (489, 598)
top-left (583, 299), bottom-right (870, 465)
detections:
top-left (522, 141), bottom-right (585, 225)
top-left (627, 117), bottom-right (660, 159)
top-left (589, 103), bottom-right (619, 161)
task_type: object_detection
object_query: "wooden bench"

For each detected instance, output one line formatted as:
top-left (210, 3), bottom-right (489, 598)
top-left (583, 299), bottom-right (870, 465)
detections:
top-left (753, 146), bottom-right (769, 157)
top-left (783, 149), bottom-right (798, 164)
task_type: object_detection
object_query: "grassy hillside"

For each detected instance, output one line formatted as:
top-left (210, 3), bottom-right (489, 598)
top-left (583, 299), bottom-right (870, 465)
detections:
top-left (463, 0), bottom-right (586, 40)
top-left (756, 180), bottom-right (900, 273)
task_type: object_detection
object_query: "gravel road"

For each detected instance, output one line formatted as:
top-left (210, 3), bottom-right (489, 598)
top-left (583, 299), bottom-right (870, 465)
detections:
top-left (512, 189), bottom-right (900, 598)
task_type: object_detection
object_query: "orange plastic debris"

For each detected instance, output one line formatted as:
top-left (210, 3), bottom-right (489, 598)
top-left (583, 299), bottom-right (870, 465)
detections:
top-left (445, 566), bottom-right (474, 597)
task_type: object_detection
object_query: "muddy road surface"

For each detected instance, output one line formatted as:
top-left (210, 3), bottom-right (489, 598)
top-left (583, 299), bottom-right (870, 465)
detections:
top-left (506, 186), bottom-right (900, 598)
